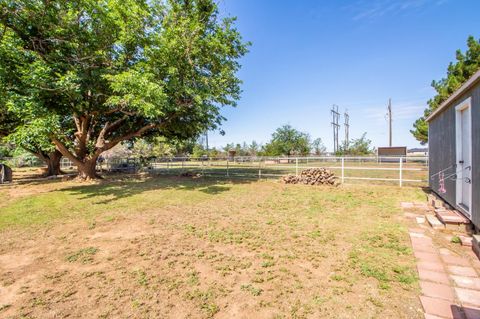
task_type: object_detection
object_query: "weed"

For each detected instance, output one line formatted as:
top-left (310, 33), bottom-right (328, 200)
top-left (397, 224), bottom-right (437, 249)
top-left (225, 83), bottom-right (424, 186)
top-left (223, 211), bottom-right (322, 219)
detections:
top-left (451, 236), bottom-right (461, 244)
top-left (132, 269), bottom-right (149, 286)
top-left (185, 288), bottom-right (220, 317)
top-left (66, 247), bottom-right (98, 264)
top-left (330, 274), bottom-right (345, 281)
top-left (187, 271), bottom-right (200, 286)
top-left (367, 296), bottom-right (383, 307)
top-left (241, 284), bottom-right (263, 296)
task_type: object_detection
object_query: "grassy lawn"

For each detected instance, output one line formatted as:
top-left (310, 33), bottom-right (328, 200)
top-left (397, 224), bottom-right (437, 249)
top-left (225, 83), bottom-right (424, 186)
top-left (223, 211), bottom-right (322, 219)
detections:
top-left (0, 176), bottom-right (425, 318)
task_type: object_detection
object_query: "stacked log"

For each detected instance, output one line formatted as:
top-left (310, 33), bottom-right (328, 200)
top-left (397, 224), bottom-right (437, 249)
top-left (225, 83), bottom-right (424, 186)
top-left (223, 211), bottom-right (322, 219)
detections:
top-left (281, 168), bottom-right (339, 186)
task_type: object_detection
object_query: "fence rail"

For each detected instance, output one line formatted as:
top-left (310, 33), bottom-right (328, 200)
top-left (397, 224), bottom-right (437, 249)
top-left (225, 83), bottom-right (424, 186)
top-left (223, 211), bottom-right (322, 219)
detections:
top-left (81, 156), bottom-right (428, 187)
top-left (1, 155), bottom-right (428, 187)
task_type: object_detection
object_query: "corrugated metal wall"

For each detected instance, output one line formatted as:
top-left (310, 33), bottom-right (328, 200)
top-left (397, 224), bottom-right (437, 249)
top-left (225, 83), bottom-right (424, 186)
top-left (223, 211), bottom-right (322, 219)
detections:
top-left (428, 83), bottom-right (480, 229)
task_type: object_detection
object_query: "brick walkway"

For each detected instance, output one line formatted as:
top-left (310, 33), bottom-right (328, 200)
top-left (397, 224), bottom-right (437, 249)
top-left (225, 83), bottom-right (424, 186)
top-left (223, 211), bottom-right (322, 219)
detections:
top-left (409, 227), bottom-right (480, 319)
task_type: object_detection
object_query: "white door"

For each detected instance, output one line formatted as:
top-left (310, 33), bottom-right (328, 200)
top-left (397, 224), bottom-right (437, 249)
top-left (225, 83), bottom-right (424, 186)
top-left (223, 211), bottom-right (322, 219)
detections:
top-left (455, 98), bottom-right (472, 217)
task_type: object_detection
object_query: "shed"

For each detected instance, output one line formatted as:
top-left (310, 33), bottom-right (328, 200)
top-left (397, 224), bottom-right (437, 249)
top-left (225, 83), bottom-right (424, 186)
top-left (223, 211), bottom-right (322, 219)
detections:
top-left (377, 146), bottom-right (407, 163)
top-left (426, 69), bottom-right (480, 229)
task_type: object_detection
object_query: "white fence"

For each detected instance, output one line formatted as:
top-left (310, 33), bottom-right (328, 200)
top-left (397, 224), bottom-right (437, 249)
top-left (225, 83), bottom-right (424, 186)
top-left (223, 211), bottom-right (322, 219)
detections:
top-left (57, 156), bottom-right (429, 187)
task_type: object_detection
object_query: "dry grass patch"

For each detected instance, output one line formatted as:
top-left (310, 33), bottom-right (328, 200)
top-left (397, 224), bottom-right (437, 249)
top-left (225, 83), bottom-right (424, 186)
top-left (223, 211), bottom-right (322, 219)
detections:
top-left (0, 176), bottom-right (424, 318)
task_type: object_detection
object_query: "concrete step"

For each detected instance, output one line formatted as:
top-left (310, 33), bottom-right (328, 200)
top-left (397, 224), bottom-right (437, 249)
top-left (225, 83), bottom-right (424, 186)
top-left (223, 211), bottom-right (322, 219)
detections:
top-left (426, 215), bottom-right (445, 230)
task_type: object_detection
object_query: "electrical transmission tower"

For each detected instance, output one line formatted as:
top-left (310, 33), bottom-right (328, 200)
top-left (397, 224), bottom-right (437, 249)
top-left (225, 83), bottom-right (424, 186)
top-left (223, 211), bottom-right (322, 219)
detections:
top-left (331, 105), bottom-right (340, 153)
top-left (344, 110), bottom-right (349, 150)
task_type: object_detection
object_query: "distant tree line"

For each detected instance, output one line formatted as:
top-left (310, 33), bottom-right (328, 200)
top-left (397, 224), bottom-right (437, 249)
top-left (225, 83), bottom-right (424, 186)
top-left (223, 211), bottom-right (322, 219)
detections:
top-left (98, 124), bottom-right (373, 159)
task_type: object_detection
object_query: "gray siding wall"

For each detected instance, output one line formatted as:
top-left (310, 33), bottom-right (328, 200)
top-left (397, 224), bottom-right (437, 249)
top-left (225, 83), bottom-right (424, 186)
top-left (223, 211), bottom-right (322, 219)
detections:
top-left (429, 105), bottom-right (457, 206)
top-left (429, 83), bottom-right (480, 228)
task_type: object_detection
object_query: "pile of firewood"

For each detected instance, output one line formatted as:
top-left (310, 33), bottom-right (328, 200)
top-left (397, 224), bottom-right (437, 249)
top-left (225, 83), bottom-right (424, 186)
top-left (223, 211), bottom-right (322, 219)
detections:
top-left (281, 168), bottom-right (339, 186)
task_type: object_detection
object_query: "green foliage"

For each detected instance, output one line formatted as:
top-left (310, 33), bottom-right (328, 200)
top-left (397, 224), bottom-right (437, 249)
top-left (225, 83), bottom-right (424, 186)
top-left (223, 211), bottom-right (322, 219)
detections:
top-left (192, 143), bottom-right (207, 158)
top-left (311, 138), bottom-right (326, 155)
top-left (412, 36), bottom-right (480, 144)
top-left (0, 0), bottom-right (249, 178)
top-left (263, 124), bottom-right (311, 156)
top-left (336, 133), bottom-right (374, 156)
top-left (0, 143), bottom-right (13, 158)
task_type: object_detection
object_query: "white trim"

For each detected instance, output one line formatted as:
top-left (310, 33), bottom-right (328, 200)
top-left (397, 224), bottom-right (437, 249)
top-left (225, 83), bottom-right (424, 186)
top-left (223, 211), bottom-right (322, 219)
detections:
top-left (455, 97), bottom-right (473, 218)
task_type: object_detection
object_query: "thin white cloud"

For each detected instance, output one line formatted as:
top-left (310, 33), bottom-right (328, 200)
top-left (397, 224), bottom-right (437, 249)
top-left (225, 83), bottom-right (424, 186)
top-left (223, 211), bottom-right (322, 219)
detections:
top-left (347, 0), bottom-right (448, 20)
top-left (364, 101), bottom-right (426, 123)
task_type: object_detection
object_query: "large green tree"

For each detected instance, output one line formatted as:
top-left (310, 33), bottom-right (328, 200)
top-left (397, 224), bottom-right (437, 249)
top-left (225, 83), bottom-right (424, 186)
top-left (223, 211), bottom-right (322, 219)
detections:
top-left (411, 36), bottom-right (480, 144)
top-left (0, 0), bottom-right (248, 179)
top-left (0, 103), bottom-right (63, 176)
top-left (263, 124), bottom-right (311, 156)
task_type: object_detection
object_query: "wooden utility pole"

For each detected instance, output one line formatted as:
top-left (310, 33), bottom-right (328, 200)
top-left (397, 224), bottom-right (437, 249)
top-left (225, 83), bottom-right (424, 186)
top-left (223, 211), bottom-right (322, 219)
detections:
top-left (205, 131), bottom-right (209, 153)
top-left (387, 98), bottom-right (392, 147)
top-left (331, 105), bottom-right (340, 153)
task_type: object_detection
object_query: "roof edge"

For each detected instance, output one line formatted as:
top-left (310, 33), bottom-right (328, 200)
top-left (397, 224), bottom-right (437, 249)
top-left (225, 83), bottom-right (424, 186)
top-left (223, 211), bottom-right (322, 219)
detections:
top-left (426, 69), bottom-right (480, 122)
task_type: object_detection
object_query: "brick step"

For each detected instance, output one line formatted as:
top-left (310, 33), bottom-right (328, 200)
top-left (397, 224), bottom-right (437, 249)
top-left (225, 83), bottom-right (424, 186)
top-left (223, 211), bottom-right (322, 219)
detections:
top-left (426, 215), bottom-right (444, 230)
top-left (459, 235), bottom-right (473, 247)
top-left (473, 235), bottom-right (480, 260)
top-left (435, 209), bottom-right (470, 225)
top-left (427, 193), bottom-right (451, 210)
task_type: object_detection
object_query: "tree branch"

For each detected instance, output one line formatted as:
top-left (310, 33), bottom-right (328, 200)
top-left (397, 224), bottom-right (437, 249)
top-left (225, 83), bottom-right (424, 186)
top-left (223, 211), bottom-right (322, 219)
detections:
top-left (93, 123), bottom-right (158, 158)
top-left (52, 137), bottom-right (83, 167)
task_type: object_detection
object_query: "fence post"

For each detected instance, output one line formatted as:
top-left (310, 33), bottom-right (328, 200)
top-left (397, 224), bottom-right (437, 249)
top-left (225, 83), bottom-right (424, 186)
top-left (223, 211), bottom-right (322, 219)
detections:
top-left (226, 159), bottom-right (229, 177)
top-left (258, 158), bottom-right (262, 179)
top-left (295, 158), bottom-right (299, 176)
top-left (341, 157), bottom-right (345, 184)
top-left (399, 157), bottom-right (403, 187)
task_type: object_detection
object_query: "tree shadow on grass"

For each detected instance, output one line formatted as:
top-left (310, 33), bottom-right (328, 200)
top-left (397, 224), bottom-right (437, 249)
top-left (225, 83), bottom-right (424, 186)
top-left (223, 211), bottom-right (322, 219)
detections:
top-left (57, 174), bottom-right (258, 204)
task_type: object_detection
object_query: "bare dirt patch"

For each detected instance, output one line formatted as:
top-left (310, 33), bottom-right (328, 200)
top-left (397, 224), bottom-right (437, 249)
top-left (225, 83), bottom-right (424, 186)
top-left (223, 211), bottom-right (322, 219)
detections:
top-left (0, 177), bottom-right (425, 318)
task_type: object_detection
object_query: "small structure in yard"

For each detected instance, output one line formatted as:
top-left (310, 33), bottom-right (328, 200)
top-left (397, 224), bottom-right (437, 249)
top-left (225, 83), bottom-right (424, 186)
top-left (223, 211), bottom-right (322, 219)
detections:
top-left (427, 69), bottom-right (480, 231)
top-left (407, 148), bottom-right (428, 156)
top-left (0, 164), bottom-right (13, 183)
top-left (377, 146), bottom-right (407, 162)
top-left (228, 150), bottom-right (236, 161)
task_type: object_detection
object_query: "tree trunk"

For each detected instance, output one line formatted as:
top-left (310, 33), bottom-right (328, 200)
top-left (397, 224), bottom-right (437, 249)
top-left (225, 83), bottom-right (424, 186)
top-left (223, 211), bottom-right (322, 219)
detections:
top-left (77, 158), bottom-right (101, 180)
top-left (44, 150), bottom-right (63, 176)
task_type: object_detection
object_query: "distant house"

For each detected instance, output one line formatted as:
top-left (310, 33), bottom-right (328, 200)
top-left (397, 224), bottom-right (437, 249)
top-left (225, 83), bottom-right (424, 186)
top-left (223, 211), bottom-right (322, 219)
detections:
top-left (426, 69), bottom-right (480, 230)
top-left (407, 148), bottom-right (428, 156)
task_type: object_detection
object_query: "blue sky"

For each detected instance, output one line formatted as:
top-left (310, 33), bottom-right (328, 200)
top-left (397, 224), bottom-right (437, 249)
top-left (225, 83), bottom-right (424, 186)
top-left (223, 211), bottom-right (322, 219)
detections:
top-left (208, 0), bottom-right (480, 151)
